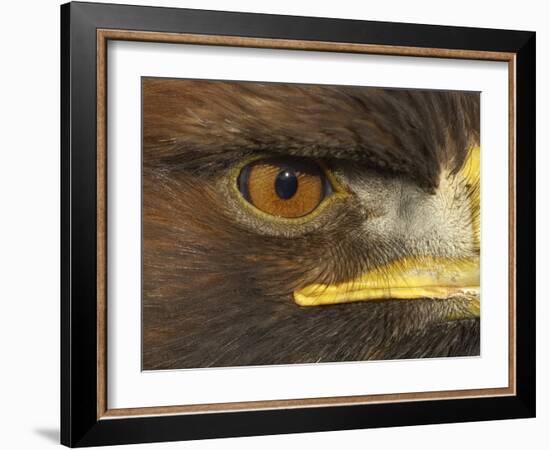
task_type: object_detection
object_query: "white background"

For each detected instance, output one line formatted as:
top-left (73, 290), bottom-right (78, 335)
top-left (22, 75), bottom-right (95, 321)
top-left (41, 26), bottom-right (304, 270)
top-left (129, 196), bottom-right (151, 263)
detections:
top-left (108, 42), bottom-right (509, 408)
top-left (0, 0), bottom-right (547, 449)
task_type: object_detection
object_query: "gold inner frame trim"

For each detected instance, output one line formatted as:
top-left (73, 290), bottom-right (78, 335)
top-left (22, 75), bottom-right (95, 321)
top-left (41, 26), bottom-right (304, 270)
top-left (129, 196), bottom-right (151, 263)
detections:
top-left (96, 28), bottom-right (517, 420)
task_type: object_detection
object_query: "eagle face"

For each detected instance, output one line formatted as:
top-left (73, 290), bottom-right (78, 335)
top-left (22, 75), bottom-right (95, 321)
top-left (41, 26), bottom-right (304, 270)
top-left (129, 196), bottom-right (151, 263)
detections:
top-left (142, 79), bottom-right (480, 370)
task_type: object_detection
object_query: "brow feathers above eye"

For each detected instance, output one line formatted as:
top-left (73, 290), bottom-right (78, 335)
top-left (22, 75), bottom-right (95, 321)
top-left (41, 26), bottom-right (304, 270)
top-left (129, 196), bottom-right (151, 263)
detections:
top-left (142, 79), bottom-right (479, 190)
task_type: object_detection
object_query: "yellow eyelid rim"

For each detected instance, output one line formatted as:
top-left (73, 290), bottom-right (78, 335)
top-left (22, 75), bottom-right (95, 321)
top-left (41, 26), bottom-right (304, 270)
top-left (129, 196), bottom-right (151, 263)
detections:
top-left (229, 155), bottom-right (349, 225)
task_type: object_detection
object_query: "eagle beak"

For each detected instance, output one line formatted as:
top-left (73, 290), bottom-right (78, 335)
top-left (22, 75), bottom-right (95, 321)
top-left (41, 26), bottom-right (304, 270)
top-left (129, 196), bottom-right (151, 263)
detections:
top-left (293, 147), bottom-right (480, 311)
top-left (293, 256), bottom-right (479, 306)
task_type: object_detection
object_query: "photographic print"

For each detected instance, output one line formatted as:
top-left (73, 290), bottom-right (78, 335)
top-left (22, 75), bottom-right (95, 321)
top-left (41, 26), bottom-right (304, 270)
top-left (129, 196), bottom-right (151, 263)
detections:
top-left (142, 78), bottom-right (480, 370)
top-left (62, 5), bottom-right (535, 444)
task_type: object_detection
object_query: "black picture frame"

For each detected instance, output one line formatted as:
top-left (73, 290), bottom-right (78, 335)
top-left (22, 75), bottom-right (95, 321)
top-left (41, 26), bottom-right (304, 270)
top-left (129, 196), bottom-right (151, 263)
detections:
top-left (61, 1), bottom-right (536, 447)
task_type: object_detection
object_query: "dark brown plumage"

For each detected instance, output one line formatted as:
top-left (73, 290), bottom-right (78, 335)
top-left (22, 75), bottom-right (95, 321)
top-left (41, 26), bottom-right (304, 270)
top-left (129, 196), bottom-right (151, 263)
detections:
top-left (142, 78), bottom-right (480, 370)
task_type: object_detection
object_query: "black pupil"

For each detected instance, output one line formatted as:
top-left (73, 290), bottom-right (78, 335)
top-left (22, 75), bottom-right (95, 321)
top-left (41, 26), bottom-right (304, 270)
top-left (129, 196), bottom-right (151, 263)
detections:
top-left (275, 169), bottom-right (298, 200)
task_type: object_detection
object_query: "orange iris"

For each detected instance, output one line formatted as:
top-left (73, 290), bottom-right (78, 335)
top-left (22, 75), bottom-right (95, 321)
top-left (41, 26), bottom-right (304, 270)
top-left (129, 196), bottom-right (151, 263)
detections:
top-left (238, 158), bottom-right (328, 218)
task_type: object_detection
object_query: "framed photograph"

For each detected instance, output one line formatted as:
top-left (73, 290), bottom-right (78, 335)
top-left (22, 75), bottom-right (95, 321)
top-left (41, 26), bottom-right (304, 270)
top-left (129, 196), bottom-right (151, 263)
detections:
top-left (61, 2), bottom-right (536, 447)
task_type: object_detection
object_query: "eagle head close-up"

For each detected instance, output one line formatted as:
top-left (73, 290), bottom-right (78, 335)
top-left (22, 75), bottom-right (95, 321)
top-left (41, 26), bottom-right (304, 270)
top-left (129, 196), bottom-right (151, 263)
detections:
top-left (142, 78), bottom-right (481, 370)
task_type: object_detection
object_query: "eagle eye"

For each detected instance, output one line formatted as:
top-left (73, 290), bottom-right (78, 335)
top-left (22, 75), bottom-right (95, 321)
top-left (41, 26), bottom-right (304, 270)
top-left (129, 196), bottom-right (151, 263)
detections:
top-left (237, 157), bottom-right (332, 219)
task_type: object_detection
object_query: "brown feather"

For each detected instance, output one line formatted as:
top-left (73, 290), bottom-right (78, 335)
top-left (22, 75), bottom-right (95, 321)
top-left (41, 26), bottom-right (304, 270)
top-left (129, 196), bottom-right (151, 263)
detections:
top-left (142, 79), bottom-right (480, 369)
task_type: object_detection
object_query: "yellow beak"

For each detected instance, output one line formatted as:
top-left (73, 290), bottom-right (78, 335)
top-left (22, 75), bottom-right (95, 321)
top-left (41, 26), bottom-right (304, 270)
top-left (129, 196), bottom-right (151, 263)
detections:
top-left (293, 256), bottom-right (479, 306)
top-left (293, 147), bottom-right (480, 312)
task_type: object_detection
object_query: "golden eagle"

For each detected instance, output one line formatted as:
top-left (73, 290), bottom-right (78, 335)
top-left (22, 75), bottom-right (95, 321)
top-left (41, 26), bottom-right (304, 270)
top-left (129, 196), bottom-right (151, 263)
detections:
top-left (142, 79), bottom-right (480, 370)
